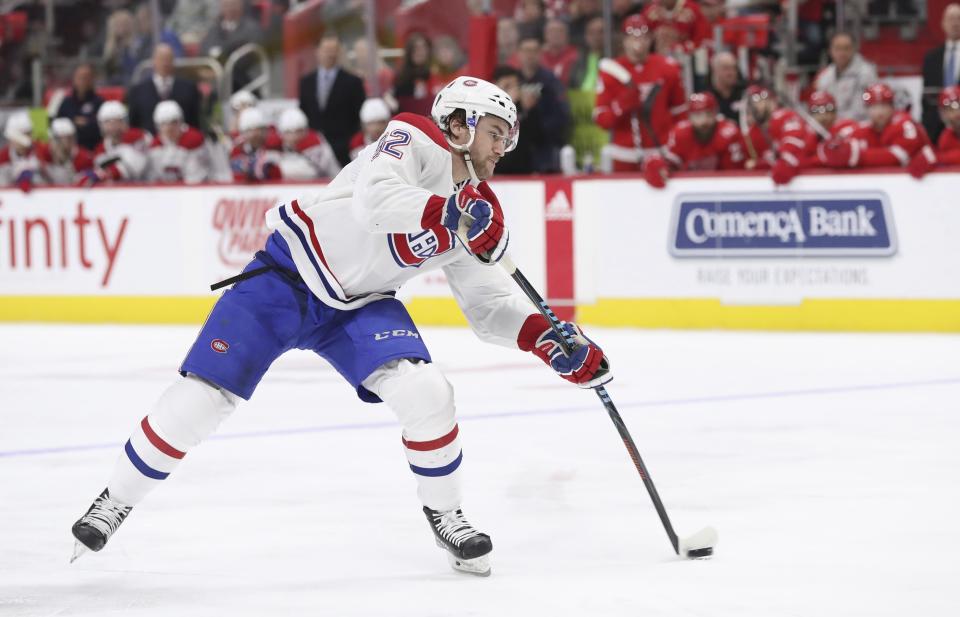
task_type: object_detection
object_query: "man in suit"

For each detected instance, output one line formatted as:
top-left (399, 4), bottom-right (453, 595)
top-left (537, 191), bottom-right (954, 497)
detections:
top-left (923, 4), bottom-right (960, 143)
top-left (299, 35), bottom-right (366, 167)
top-left (127, 43), bottom-right (202, 134)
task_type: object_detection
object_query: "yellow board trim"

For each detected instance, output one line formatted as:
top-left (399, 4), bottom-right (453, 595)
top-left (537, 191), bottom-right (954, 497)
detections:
top-left (1, 296), bottom-right (959, 332)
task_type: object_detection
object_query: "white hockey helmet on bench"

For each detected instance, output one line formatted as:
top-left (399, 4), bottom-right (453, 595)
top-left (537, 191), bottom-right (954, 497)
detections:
top-left (431, 76), bottom-right (519, 153)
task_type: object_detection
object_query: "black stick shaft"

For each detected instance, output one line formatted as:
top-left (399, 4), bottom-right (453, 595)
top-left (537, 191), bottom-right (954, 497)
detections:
top-left (507, 265), bottom-right (680, 554)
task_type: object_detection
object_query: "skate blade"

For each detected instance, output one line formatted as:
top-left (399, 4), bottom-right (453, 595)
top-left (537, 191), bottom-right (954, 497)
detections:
top-left (70, 540), bottom-right (89, 564)
top-left (436, 538), bottom-right (491, 576)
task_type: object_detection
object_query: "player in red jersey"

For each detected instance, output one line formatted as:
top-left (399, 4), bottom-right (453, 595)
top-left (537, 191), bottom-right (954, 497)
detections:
top-left (801, 91), bottom-right (859, 167)
top-left (741, 85), bottom-right (812, 184)
top-left (907, 85), bottom-right (960, 177)
top-left (818, 83), bottom-right (930, 171)
top-left (643, 91), bottom-right (746, 187)
top-left (37, 118), bottom-right (95, 185)
top-left (594, 14), bottom-right (687, 172)
top-left (641, 0), bottom-right (712, 53)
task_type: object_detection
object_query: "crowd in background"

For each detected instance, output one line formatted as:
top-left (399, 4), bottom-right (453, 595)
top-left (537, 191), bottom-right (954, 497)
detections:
top-left (2, 0), bottom-right (960, 191)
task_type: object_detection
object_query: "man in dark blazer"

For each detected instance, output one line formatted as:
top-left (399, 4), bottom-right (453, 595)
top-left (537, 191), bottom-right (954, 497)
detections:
top-left (922, 4), bottom-right (960, 143)
top-left (56, 62), bottom-right (104, 150)
top-left (299, 35), bottom-right (366, 167)
top-left (127, 43), bottom-right (202, 134)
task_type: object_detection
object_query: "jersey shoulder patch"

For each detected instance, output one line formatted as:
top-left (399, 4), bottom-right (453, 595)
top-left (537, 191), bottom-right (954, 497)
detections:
top-left (179, 127), bottom-right (205, 149)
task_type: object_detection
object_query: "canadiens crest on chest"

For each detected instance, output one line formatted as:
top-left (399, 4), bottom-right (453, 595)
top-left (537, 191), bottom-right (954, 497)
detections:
top-left (388, 225), bottom-right (457, 268)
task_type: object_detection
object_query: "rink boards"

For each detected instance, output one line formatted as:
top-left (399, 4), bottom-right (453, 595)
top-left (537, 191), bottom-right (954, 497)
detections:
top-left (1, 170), bottom-right (958, 331)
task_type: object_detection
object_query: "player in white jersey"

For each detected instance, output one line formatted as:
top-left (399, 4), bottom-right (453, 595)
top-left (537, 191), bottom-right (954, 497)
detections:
top-left (70, 76), bottom-right (612, 576)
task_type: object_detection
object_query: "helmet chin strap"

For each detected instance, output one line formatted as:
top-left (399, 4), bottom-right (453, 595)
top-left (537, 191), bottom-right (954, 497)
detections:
top-left (446, 123), bottom-right (481, 185)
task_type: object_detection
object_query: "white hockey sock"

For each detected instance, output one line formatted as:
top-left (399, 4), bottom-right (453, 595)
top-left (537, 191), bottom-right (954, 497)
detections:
top-left (108, 375), bottom-right (238, 505)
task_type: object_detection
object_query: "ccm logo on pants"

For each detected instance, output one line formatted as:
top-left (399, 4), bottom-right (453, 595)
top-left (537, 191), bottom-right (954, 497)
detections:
top-left (374, 330), bottom-right (420, 341)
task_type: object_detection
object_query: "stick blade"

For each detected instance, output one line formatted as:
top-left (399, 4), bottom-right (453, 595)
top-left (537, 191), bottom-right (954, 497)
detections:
top-left (678, 526), bottom-right (718, 560)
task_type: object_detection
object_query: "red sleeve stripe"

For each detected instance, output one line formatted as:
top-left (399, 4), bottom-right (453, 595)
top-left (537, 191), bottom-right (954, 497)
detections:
top-left (140, 416), bottom-right (186, 459)
top-left (402, 425), bottom-right (459, 451)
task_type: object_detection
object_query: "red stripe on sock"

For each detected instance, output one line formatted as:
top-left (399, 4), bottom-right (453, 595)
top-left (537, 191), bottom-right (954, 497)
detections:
top-left (402, 425), bottom-right (459, 452)
top-left (141, 416), bottom-right (186, 459)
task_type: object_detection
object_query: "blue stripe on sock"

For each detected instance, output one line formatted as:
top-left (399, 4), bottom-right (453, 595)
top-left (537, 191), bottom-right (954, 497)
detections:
top-left (409, 451), bottom-right (463, 477)
top-left (124, 440), bottom-right (169, 480)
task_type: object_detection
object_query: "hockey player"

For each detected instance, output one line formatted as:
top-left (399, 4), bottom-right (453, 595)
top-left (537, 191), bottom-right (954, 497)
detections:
top-left (37, 118), bottom-right (95, 185)
top-left (91, 101), bottom-right (151, 184)
top-left (907, 85), bottom-right (960, 178)
top-left (801, 91), bottom-right (858, 166)
top-left (230, 107), bottom-right (283, 182)
top-left (818, 83), bottom-right (930, 171)
top-left (70, 76), bottom-right (612, 576)
top-left (643, 91), bottom-right (745, 188)
top-left (594, 14), bottom-right (687, 172)
top-left (641, 0), bottom-right (712, 54)
top-left (276, 107), bottom-right (341, 180)
top-left (349, 97), bottom-right (392, 160)
top-left (0, 111), bottom-right (42, 192)
top-left (146, 101), bottom-right (212, 184)
top-left (741, 85), bottom-right (811, 185)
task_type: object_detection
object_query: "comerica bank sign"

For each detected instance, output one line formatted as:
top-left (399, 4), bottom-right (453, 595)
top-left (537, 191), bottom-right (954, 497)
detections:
top-left (669, 191), bottom-right (897, 257)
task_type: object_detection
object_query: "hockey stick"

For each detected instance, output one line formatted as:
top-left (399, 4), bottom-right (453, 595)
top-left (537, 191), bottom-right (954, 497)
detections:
top-left (495, 254), bottom-right (717, 559)
top-left (638, 83), bottom-right (664, 151)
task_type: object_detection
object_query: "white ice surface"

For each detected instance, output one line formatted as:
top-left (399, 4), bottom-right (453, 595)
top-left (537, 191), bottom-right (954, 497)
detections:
top-left (1, 324), bottom-right (958, 616)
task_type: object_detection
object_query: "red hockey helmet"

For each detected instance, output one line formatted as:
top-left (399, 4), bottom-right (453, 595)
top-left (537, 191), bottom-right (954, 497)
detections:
top-left (688, 91), bottom-right (719, 113)
top-left (807, 91), bottom-right (836, 114)
top-left (940, 85), bottom-right (960, 109)
top-left (623, 14), bottom-right (651, 37)
top-left (745, 84), bottom-right (773, 101)
top-left (862, 83), bottom-right (894, 107)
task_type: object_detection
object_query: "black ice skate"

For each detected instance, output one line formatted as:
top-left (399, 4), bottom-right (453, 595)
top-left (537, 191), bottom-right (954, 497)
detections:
top-left (423, 506), bottom-right (492, 576)
top-left (70, 488), bottom-right (132, 563)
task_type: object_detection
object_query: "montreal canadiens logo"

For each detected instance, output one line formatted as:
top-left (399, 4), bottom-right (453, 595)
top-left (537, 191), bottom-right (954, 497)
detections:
top-left (388, 227), bottom-right (456, 268)
top-left (211, 339), bottom-right (229, 353)
top-left (463, 79), bottom-right (478, 86)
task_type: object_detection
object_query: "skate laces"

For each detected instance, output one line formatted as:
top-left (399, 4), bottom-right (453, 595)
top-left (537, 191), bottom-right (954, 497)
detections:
top-left (83, 493), bottom-right (131, 538)
top-left (433, 509), bottom-right (482, 546)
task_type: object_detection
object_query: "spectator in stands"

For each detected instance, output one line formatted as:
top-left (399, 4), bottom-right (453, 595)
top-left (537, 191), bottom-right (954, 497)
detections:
top-left (517, 0), bottom-right (547, 41)
top-left (542, 18), bottom-right (578, 84)
top-left (594, 14), bottom-right (687, 172)
top-left (202, 0), bottom-right (263, 90)
top-left (741, 85), bottom-right (810, 184)
top-left (166, 0), bottom-right (219, 50)
top-left (569, 0), bottom-right (602, 47)
top-left (0, 112), bottom-right (41, 192)
top-left (433, 36), bottom-right (467, 85)
top-left (818, 83), bottom-right (930, 171)
top-left (102, 9), bottom-right (140, 85)
top-left (277, 107), bottom-right (341, 180)
top-left (38, 118), bottom-right (95, 186)
top-left (642, 0), bottom-right (711, 54)
top-left (299, 34), bottom-right (366, 167)
top-left (230, 107), bottom-right (283, 182)
top-left (350, 38), bottom-right (395, 97)
top-left (569, 15), bottom-right (604, 90)
top-left (921, 3), bottom-right (960, 143)
top-left (498, 18), bottom-right (521, 63)
top-left (92, 101), bottom-right (151, 184)
top-left (813, 32), bottom-right (878, 122)
top-left (516, 35), bottom-right (572, 172)
top-left (134, 3), bottom-right (184, 59)
top-left (55, 62), bottom-right (104, 151)
top-left (146, 100), bottom-right (212, 184)
top-left (642, 91), bottom-right (745, 188)
top-left (394, 32), bottom-right (435, 116)
top-left (492, 65), bottom-right (537, 174)
top-left (127, 43), bottom-right (202, 134)
top-left (350, 98), bottom-right (392, 160)
top-left (706, 51), bottom-right (744, 123)
top-left (700, 0), bottom-right (725, 25)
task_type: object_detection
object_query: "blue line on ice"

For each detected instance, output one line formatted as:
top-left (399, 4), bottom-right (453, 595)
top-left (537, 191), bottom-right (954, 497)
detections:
top-left (2, 376), bottom-right (958, 459)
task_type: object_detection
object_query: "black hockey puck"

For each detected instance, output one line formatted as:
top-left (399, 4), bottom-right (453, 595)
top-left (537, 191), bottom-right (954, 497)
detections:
top-left (686, 547), bottom-right (713, 559)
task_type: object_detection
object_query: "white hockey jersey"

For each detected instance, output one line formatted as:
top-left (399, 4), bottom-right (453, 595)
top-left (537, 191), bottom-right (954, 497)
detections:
top-left (264, 113), bottom-right (536, 348)
top-left (146, 126), bottom-right (212, 184)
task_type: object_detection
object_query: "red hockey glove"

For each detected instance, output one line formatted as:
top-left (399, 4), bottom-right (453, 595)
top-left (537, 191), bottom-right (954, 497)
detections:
top-left (908, 145), bottom-right (937, 179)
top-left (441, 183), bottom-right (509, 264)
top-left (771, 159), bottom-right (798, 185)
top-left (519, 316), bottom-right (613, 389)
top-left (817, 138), bottom-right (859, 168)
top-left (611, 83), bottom-right (641, 117)
top-left (15, 169), bottom-right (34, 193)
top-left (643, 155), bottom-right (668, 189)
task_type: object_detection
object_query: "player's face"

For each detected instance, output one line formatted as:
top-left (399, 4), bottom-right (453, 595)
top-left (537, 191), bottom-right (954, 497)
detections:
top-left (867, 103), bottom-right (894, 129)
top-left (101, 118), bottom-right (125, 140)
top-left (53, 134), bottom-right (76, 158)
top-left (750, 96), bottom-right (776, 124)
top-left (470, 115), bottom-right (511, 180)
top-left (282, 128), bottom-right (306, 149)
top-left (812, 109), bottom-right (836, 130)
top-left (689, 111), bottom-right (717, 139)
top-left (158, 121), bottom-right (180, 143)
top-left (941, 104), bottom-right (960, 130)
top-left (623, 32), bottom-right (651, 62)
top-left (363, 120), bottom-right (388, 142)
top-left (246, 127), bottom-right (267, 149)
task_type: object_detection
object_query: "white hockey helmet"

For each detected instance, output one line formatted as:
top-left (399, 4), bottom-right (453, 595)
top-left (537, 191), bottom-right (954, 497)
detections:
top-left (153, 100), bottom-right (183, 127)
top-left (431, 75), bottom-right (519, 153)
top-left (50, 117), bottom-right (76, 138)
top-left (4, 111), bottom-right (33, 147)
top-left (229, 90), bottom-right (258, 112)
top-left (97, 100), bottom-right (128, 124)
top-left (359, 97), bottom-right (391, 124)
top-left (277, 108), bottom-right (308, 133)
top-left (238, 107), bottom-right (269, 132)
